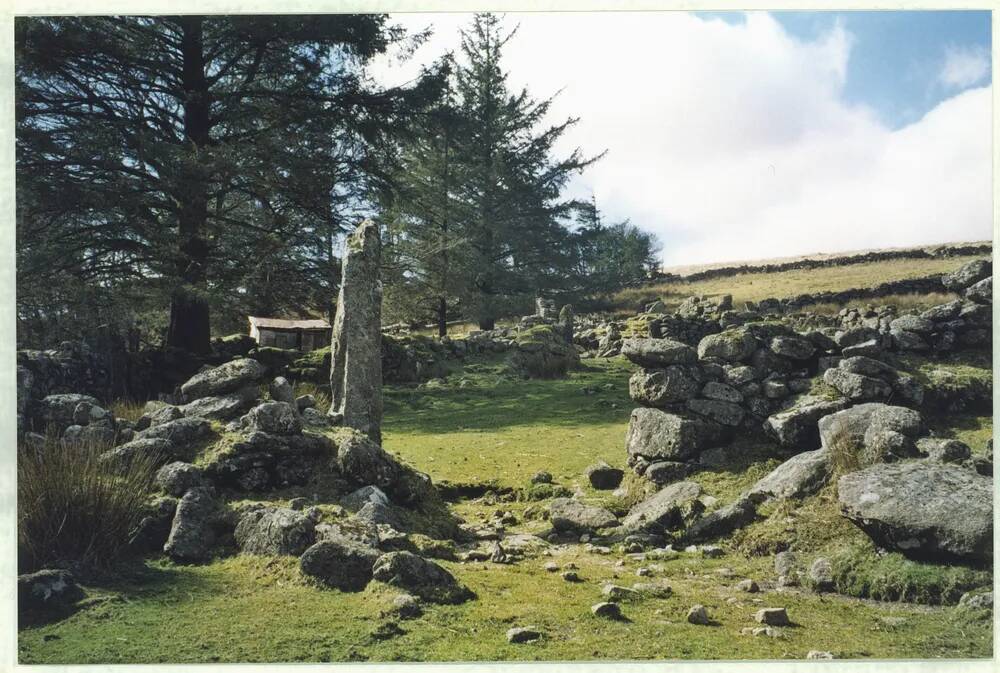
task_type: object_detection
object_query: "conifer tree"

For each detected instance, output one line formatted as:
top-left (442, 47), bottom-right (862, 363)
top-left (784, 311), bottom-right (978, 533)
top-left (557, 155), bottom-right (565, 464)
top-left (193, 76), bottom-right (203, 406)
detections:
top-left (16, 15), bottom-right (442, 351)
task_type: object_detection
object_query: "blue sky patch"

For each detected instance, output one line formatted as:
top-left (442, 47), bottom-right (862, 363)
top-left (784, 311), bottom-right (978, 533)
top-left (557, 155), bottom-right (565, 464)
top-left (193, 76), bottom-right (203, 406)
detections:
top-left (697, 10), bottom-right (992, 128)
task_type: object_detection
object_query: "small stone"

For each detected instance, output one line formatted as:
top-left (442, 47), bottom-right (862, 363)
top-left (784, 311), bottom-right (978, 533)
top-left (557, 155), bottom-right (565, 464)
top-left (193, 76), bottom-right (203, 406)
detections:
top-left (774, 551), bottom-right (798, 577)
top-left (591, 601), bottom-right (623, 619)
top-left (636, 567), bottom-right (652, 577)
top-left (807, 651), bottom-right (834, 660)
top-left (543, 561), bottom-right (559, 572)
top-left (701, 545), bottom-right (724, 558)
top-left (736, 579), bottom-right (760, 593)
top-left (687, 604), bottom-right (710, 625)
top-left (754, 607), bottom-right (790, 626)
top-left (562, 571), bottom-right (582, 582)
top-left (392, 594), bottom-right (422, 619)
top-left (463, 549), bottom-right (491, 562)
top-left (602, 584), bottom-right (641, 602)
top-left (506, 626), bottom-right (542, 644)
top-left (808, 558), bottom-right (834, 592)
top-left (632, 582), bottom-right (672, 598)
top-left (269, 376), bottom-right (295, 404)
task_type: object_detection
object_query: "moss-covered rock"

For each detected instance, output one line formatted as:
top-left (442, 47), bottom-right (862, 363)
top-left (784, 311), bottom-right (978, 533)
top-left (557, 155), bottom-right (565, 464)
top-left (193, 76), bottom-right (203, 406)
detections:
top-left (898, 353), bottom-right (992, 413)
top-left (382, 335), bottom-right (449, 384)
top-left (213, 334), bottom-right (257, 358)
top-left (507, 325), bottom-right (580, 379)
top-left (622, 314), bottom-right (660, 339)
top-left (287, 347), bottom-right (330, 384)
top-left (281, 335), bottom-right (452, 385)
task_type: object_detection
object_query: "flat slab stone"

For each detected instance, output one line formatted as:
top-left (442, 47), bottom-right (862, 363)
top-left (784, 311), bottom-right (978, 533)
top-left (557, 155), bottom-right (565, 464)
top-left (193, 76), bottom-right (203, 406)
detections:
top-left (837, 460), bottom-right (992, 562)
top-left (621, 338), bottom-right (697, 367)
top-left (747, 448), bottom-right (830, 502)
top-left (623, 481), bottom-right (702, 533)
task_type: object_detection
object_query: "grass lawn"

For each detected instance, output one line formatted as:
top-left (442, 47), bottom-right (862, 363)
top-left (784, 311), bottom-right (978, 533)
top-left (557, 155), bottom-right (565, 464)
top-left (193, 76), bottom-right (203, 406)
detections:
top-left (612, 255), bottom-right (982, 312)
top-left (17, 354), bottom-right (993, 663)
top-left (382, 356), bottom-right (636, 488)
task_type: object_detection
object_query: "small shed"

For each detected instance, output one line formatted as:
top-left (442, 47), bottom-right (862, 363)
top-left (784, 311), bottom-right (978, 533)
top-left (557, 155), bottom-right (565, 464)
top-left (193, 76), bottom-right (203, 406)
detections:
top-left (248, 316), bottom-right (331, 352)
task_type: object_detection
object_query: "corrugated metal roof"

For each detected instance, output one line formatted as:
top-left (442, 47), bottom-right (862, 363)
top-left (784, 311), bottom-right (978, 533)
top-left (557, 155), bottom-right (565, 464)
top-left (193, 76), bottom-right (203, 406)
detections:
top-left (248, 316), bottom-right (331, 330)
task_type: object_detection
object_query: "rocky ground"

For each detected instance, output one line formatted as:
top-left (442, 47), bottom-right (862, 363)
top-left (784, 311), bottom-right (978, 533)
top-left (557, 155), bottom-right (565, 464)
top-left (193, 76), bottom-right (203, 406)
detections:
top-left (15, 258), bottom-right (995, 663)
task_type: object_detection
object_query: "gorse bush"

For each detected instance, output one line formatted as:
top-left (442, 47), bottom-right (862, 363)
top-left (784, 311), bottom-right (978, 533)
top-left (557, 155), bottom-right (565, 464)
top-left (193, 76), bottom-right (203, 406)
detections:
top-left (17, 433), bottom-right (160, 571)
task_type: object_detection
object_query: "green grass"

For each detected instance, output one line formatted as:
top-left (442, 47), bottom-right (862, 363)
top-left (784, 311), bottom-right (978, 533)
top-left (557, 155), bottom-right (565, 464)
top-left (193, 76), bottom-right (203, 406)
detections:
top-left (19, 546), bottom-right (991, 663)
top-left (895, 350), bottom-right (993, 415)
top-left (829, 542), bottom-right (992, 606)
top-left (18, 350), bottom-right (994, 663)
top-left (613, 256), bottom-right (984, 312)
top-left (382, 356), bottom-right (635, 488)
top-left (925, 414), bottom-right (993, 454)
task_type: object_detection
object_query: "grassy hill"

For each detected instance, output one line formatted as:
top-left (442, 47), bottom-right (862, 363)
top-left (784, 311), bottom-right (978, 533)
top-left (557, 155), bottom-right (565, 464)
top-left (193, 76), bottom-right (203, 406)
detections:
top-left (613, 255), bottom-right (984, 314)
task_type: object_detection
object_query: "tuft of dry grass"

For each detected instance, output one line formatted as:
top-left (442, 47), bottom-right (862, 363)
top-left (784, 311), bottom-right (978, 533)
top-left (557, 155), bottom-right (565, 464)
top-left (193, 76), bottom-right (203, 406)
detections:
top-left (825, 421), bottom-right (895, 479)
top-left (292, 381), bottom-right (332, 413)
top-left (109, 399), bottom-right (145, 424)
top-left (18, 432), bottom-right (160, 571)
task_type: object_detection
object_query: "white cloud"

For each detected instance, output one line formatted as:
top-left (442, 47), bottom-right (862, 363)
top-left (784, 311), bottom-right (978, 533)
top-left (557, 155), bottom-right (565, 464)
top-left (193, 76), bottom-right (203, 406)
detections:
top-left (939, 44), bottom-right (991, 89)
top-left (370, 12), bottom-right (992, 267)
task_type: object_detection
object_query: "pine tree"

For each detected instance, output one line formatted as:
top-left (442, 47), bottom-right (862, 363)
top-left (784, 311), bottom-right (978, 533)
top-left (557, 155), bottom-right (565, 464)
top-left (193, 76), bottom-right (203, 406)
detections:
top-left (452, 13), bottom-right (600, 329)
top-left (384, 67), bottom-right (474, 336)
top-left (16, 16), bottom-right (443, 351)
top-left (574, 195), bottom-right (661, 296)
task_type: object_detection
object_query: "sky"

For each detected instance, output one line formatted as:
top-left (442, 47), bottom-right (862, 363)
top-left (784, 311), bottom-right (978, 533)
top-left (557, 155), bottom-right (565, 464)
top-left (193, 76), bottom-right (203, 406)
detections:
top-left (368, 11), bottom-right (993, 267)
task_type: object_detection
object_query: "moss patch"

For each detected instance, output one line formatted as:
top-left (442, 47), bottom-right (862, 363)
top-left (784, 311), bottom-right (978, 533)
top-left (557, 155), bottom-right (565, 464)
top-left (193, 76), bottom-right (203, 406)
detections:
top-left (829, 542), bottom-right (992, 605)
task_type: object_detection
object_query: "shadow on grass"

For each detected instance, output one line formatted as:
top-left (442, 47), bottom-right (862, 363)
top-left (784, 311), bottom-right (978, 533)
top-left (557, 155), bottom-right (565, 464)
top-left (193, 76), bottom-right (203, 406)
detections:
top-left (19, 558), bottom-right (212, 628)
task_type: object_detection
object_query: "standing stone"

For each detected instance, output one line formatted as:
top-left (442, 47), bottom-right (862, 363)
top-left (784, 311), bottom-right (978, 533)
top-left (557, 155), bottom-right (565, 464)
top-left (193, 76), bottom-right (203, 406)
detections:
top-left (329, 220), bottom-right (383, 442)
top-left (558, 304), bottom-right (575, 343)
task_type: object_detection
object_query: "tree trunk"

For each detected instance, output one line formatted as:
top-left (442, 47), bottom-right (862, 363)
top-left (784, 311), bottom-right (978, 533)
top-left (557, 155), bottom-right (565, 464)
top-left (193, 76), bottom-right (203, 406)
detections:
top-left (167, 16), bottom-right (212, 355)
top-left (437, 296), bottom-right (447, 337)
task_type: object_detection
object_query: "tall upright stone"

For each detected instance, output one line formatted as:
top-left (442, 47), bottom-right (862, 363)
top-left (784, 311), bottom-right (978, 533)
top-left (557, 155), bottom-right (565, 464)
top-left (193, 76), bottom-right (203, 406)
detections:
top-left (558, 304), bottom-right (575, 343)
top-left (329, 220), bottom-right (383, 442)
